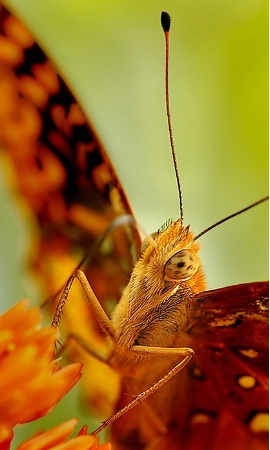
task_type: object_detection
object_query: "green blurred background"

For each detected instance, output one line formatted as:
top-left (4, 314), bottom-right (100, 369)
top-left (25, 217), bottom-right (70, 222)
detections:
top-left (0, 0), bottom-right (268, 446)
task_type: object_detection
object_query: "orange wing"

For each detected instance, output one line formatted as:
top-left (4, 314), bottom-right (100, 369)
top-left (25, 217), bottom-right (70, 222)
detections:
top-left (0, 5), bottom-right (141, 417)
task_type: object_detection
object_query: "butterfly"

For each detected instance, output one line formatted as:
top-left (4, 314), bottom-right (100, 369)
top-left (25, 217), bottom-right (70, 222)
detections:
top-left (0, 3), bottom-right (268, 450)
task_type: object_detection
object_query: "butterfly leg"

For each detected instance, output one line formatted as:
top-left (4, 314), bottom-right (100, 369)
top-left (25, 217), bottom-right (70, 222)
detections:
top-left (121, 377), bottom-right (169, 435)
top-left (52, 270), bottom-right (116, 341)
top-left (54, 331), bottom-right (109, 363)
top-left (92, 344), bottom-right (193, 435)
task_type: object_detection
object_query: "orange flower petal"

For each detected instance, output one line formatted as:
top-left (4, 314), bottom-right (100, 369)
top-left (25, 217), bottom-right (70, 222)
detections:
top-left (77, 426), bottom-right (88, 436)
top-left (0, 301), bottom-right (82, 427)
top-left (0, 300), bottom-right (40, 336)
top-left (49, 436), bottom-right (99, 450)
top-left (0, 424), bottom-right (13, 450)
top-left (16, 420), bottom-right (104, 450)
top-left (17, 419), bottom-right (78, 450)
top-left (0, 302), bottom-right (111, 450)
top-left (98, 444), bottom-right (111, 450)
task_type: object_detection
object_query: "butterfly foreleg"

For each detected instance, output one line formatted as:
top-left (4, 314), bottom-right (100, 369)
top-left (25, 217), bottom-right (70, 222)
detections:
top-left (92, 344), bottom-right (193, 435)
top-left (52, 270), bottom-right (116, 342)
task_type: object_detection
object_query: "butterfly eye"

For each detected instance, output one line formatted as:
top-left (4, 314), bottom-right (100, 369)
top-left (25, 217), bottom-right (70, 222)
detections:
top-left (164, 249), bottom-right (200, 281)
top-left (141, 232), bottom-right (159, 253)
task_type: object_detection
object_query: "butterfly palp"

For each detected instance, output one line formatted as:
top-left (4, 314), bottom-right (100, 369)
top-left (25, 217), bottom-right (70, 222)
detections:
top-left (140, 232), bottom-right (159, 253)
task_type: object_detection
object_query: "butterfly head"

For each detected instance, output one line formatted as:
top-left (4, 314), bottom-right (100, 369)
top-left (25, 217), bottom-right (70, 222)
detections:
top-left (140, 220), bottom-right (206, 294)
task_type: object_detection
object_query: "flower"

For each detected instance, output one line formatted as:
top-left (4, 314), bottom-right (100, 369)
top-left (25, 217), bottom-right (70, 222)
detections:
top-left (16, 419), bottom-right (111, 450)
top-left (0, 299), bottom-right (83, 449)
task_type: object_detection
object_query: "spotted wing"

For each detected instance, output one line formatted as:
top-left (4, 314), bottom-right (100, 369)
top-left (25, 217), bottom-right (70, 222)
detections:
top-left (0, 6), bottom-right (141, 302)
top-left (176, 281), bottom-right (269, 450)
top-left (0, 5), bottom-right (141, 416)
top-left (111, 281), bottom-right (268, 450)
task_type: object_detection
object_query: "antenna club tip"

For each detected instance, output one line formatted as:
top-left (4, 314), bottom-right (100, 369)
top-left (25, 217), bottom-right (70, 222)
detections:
top-left (161, 11), bottom-right (171, 33)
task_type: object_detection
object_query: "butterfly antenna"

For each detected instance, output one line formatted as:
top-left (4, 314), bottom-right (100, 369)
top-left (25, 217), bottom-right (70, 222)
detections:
top-left (161, 11), bottom-right (184, 224)
top-left (194, 196), bottom-right (268, 241)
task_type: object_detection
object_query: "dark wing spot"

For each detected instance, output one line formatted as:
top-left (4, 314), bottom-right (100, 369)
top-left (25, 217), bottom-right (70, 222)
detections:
top-left (228, 390), bottom-right (243, 404)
